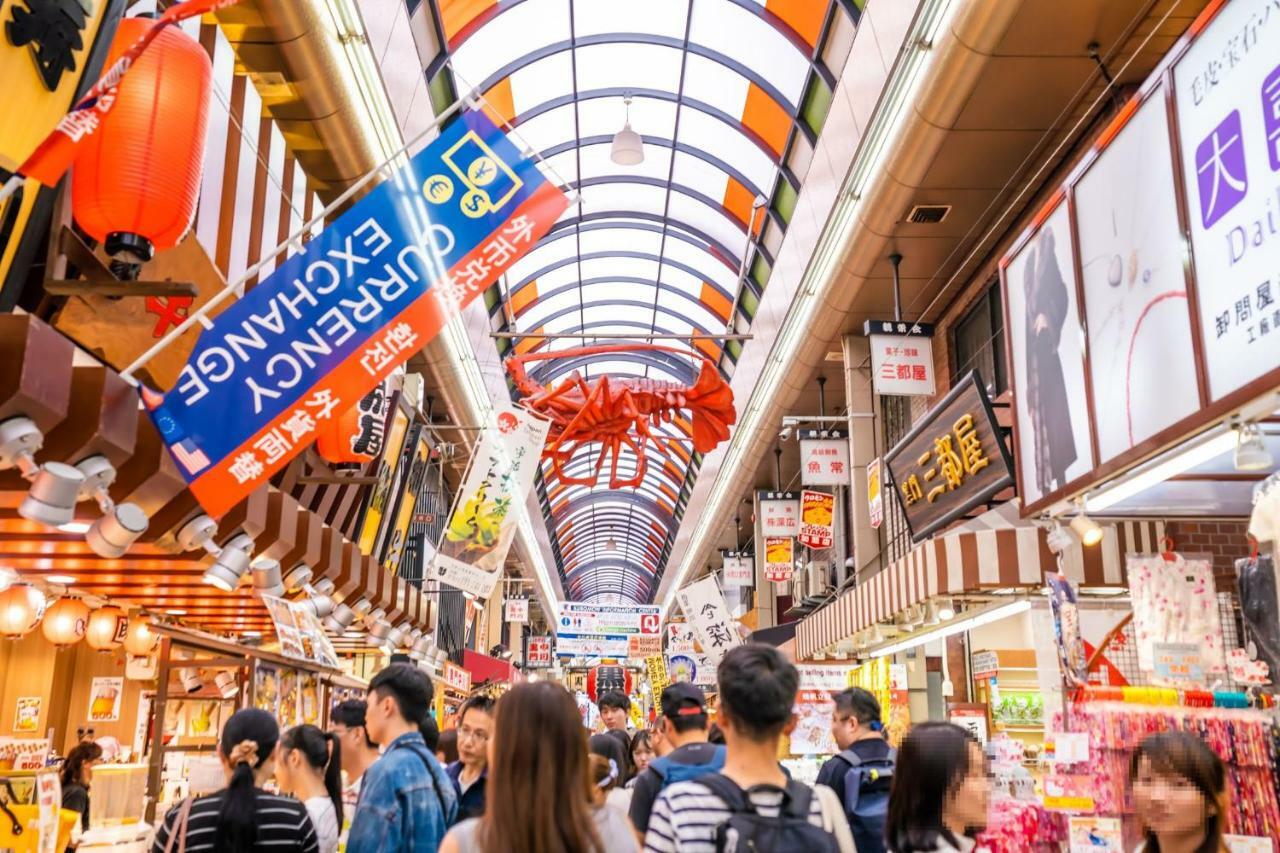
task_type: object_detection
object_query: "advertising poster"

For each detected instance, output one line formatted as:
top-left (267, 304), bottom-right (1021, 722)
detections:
top-left (628, 634), bottom-right (661, 658)
top-left (668, 654), bottom-right (697, 684)
top-left (764, 536), bottom-right (794, 583)
top-left (145, 111), bottom-right (568, 517)
top-left (381, 427), bottom-right (432, 571)
top-left (36, 770), bottom-right (60, 853)
top-left (646, 655), bottom-right (670, 697)
top-left (867, 457), bottom-right (883, 529)
top-left (667, 623), bottom-right (696, 653)
top-left (290, 602), bottom-right (340, 668)
top-left (1174, 0), bottom-right (1280, 400)
top-left (13, 697), bottom-right (40, 733)
top-left (1075, 92), bottom-right (1200, 461)
top-left (433, 404), bottom-right (551, 599)
top-left (791, 690), bottom-right (837, 755)
top-left (254, 664), bottom-right (280, 715)
top-left (262, 595), bottom-right (306, 660)
top-left (798, 490), bottom-right (835, 549)
top-left (357, 404), bottom-right (411, 556)
top-left (299, 673), bottom-right (321, 725)
top-left (88, 677), bottom-right (123, 723)
top-left (1068, 816), bottom-right (1122, 853)
top-left (1002, 201), bottom-right (1095, 507)
top-left (278, 669), bottom-right (299, 728)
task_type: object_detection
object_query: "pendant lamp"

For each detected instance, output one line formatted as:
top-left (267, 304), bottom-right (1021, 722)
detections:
top-left (42, 597), bottom-right (90, 647)
top-left (0, 585), bottom-right (46, 638)
top-left (71, 17), bottom-right (212, 278)
top-left (86, 605), bottom-right (127, 651)
top-left (610, 95), bottom-right (644, 166)
top-left (124, 615), bottom-right (159, 656)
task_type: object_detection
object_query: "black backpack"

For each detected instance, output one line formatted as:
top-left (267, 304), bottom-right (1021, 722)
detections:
top-left (698, 774), bottom-right (841, 853)
top-left (836, 746), bottom-right (895, 853)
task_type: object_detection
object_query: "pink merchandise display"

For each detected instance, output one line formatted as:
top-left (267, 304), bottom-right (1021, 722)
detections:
top-left (976, 798), bottom-right (1067, 852)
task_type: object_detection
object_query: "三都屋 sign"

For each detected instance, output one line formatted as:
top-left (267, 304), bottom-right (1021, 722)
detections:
top-left (145, 111), bottom-right (567, 516)
top-left (865, 320), bottom-right (936, 397)
top-left (884, 371), bottom-right (1014, 542)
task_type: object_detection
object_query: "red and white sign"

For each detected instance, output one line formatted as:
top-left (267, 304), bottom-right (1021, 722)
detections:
top-left (798, 490), bottom-right (835, 549)
top-left (667, 623), bottom-right (696, 653)
top-left (722, 554), bottom-right (753, 589)
top-left (869, 331), bottom-right (936, 396)
top-left (504, 598), bottom-right (529, 623)
top-left (527, 636), bottom-right (553, 667)
top-left (443, 661), bottom-right (472, 694)
top-left (628, 634), bottom-right (662, 659)
top-left (759, 492), bottom-right (800, 537)
top-left (764, 536), bottom-right (794, 583)
top-left (799, 432), bottom-right (851, 486)
top-left (971, 650), bottom-right (999, 681)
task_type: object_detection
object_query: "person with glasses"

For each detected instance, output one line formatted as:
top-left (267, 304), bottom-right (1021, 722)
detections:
top-left (329, 700), bottom-right (380, 836)
top-left (816, 687), bottom-right (895, 853)
top-left (446, 695), bottom-right (496, 822)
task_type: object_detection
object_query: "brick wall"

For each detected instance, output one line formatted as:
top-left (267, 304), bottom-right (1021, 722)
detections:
top-left (1163, 520), bottom-right (1252, 590)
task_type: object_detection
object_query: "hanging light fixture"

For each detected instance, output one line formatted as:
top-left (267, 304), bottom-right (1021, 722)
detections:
top-left (251, 558), bottom-right (285, 598)
top-left (42, 597), bottom-right (90, 647)
top-left (73, 456), bottom-right (149, 558)
top-left (1069, 510), bottom-right (1104, 547)
top-left (86, 606), bottom-right (127, 652)
top-left (1234, 423), bottom-right (1273, 471)
top-left (610, 94), bottom-right (644, 166)
top-left (71, 17), bottom-right (212, 279)
top-left (124, 616), bottom-right (159, 656)
top-left (0, 584), bottom-right (45, 638)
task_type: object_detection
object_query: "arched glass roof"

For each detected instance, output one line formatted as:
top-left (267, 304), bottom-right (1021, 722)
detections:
top-left (425, 0), bottom-right (859, 602)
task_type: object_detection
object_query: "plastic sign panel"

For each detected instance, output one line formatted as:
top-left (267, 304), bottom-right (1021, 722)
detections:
top-left (865, 320), bottom-right (936, 396)
top-left (867, 457), bottom-right (884, 529)
top-left (628, 634), bottom-right (661, 659)
top-left (144, 111), bottom-right (568, 516)
top-left (666, 623), bottom-right (696, 654)
top-left (763, 536), bottom-right (794, 583)
top-left (798, 430), bottom-right (850, 486)
top-left (504, 598), bottom-right (529, 623)
top-left (798, 490), bottom-right (834, 549)
top-left (556, 603), bottom-right (661, 659)
top-left (1173, 0), bottom-right (1280, 400)
top-left (432, 404), bottom-right (551, 599)
top-left (675, 575), bottom-right (741, 664)
top-left (721, 551), bottom-right (753, 589)
top-left (526, 636), bottom-right (553, 667)
top-left (971, 650), bottom-right (999, 681)
top-left (646, 655), bottom-right (669, 697)
top-left (758, 491), bottom-right (799, 537)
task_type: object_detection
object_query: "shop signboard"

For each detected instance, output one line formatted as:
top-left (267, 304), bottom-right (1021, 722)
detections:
top-left (758, 491), bottom-right (800, 537)
top-left (763, 536), bottom-right (794, 583)
top-left (628, 633), bottom-right (661, 659)
top-left (526, 635), bottom-right (553, 667)
top-left (666, 623), bottom-right (696, 653)
top-left (1173, 0), bottom-right (1280, 401)
top-left (798, 430), bottom-right (851, 486)
top-left (693, 654), bottom-right (717, 687)
top-left (884, 371), bottom-right (1014, 542)
top-left (380, 427), bottom-right (432, 572)
top-left (797, 664), bottom-right (856, 692)
top-left (721, 551), bottom-right (753, 589)
top-left (1152, 642), bottom-right (1204, 684)
top-left (865, 320), bottom-right (936, 396)
top-left (675, 575), bottom-right (742, 664)
top-left (145, 110), bottom-right (568, 517)
top-left (443, 661), bottom-right (472, 694)
top-left (645, 655), bottom-right (670, 697)
top-left (971, 650), bottom-right (1000, 681)
top-left (36, 770), bottom-right (59, 853)
top-left (432, 404), bottom-right (551, 599)
top-left (947, 703), bottom-right (989, 745)
top-left (505, 598), bottom-right (529, 623)
top-left (867, 457), bottom-right (884, 529)
top-left (358, 402), bottom-right (411, 557)
top-left (559, 603), bottom-right (661, 636)
top-left (554, 633), bottom-right (625, 659)
top-left (798, 490), bottom-right (835, 549)
top-left (668, 654), bottom-right (697, 684)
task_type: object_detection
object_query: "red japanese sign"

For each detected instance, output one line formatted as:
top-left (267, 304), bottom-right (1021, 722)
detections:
top-left (869, 328), bottom-right (936, 397)
top-left (764, 536), bottom-right (794, 583)
top-left (798, 490), bottom-right (834, 549)
top-left (526, 636), bottom-right (553, 668)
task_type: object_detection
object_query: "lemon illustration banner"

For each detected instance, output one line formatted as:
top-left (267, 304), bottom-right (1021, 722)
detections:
top-left (431, 403), bottom-right (551, 599)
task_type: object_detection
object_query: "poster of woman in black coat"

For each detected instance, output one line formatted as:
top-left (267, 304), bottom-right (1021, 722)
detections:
top-left (1023, 226), bottom-right (1077, 494)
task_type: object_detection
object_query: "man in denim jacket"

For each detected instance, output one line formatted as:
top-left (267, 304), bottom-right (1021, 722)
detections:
top-left (348, 664), bottom-right (458, 852)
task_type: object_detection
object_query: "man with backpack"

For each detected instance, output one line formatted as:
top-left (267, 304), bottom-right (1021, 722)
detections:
top-left (628, 683), bottom-right (725, 838)
top-left (644, 644), bottom-right (853, 852)
top-left (816, 688), bottom-right (896, 853)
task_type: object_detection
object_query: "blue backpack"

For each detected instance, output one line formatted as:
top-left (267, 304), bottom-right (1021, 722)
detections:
top-left (648, 744), bottom-right (727, 789)
top-left (837, 746), bottom-right (896, 853)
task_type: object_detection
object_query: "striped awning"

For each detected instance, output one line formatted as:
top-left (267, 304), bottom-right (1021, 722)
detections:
top-left (795, 519), bottom-right (1166, 660)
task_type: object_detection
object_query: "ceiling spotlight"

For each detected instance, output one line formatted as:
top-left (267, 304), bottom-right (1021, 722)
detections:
top-left (384, 624), bottom-right (409, 649)
top-left (937, 598), bottom-right (956, 621)
top-left (19, 461), bottom-right (85, 528)
top-left (351, 598), bottom-right (373, 618)
top-left (59, 521), bottom-right (91, 534)
top-left (251, 558), bottom-right (285, 598)
top-left (610, 94), bottom-right (644, 166)
top-left (302, 578), bottom-right (336, 619)
top-left (282, 563), bottom-right (313, 594)
top-left (366, 610), bottom-right (391, 641)
top-left (433, 648), bottom-right (448, 667)
top-left (1046, 520), bottom-right (1075, 555)
top-left (1069, 511), bottom-right (1104, 547)
top-left (1235, 423), bottom-right (1273, 471)
top-left (213, 671), bottom-right (239, 699)
top-left (324, 602), bottom-right (357, 633)
top-left (0, 417), bottom-right (43, 477)
top-left (177, 515), bottom-right (220, 555)
top-left (86, 503), bottom-right (148, 558)
top-left (202, 534), bottom-right (253, 591)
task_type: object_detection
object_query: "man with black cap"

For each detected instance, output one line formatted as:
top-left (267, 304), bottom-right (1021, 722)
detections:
top-left (628, 682), bottom-right (725, 838)
top-left (816, 687), bottom-right (895, 853)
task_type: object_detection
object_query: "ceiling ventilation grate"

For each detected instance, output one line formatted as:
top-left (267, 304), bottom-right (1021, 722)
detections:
top-left (907, 204), bottom-right (951, 224)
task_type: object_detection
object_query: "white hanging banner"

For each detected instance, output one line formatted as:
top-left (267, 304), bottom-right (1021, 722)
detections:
top-left (799, 430), bottom-right (851, 486)
top-left (758, 491), bottom-right (800, 537)
top-left (432, 405), bottom-right (550, 599)
top-left (722, 551), bottom-right (753, 589)
top-left (505, 598), bottom-right (529, 623)
top-left (675, 575), bottom-right (742, 665)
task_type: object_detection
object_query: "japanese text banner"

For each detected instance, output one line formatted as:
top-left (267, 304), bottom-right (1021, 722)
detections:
top-left (675, 575), bottom-right (741, 665)
top-left (145, 111), bottom-right (568, 516)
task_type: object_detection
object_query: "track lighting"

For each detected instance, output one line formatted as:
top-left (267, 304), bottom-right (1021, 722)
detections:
top-left (937, 598), bottom-right (956, 621)
top-left (20, 462), bottom-right (84, 527)
top-left (365, 609), bottom-right (391, 641)
top-left (202, 534), bottom-right (253, 592)
top-left (86, 504), bottom-right (148, 558)
top-left (301, 578), bottom-right (336, 619)
top-left (1046, 520), bottom-right (1075, 555)
top-left (384, 624), bottom-right (409, 649)
top-left (1069, 511), bottom-right (1103, 547)
top-left (1235, 423), bottom-right (1273, 471)
top-left (251, 558), bottom-right (285, 598)
top-left (324, 602), bottom-right (357, 633)
top-left (282, 563), bottom-right (313, 594)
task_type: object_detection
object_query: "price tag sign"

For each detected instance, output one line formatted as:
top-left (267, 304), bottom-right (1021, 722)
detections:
top-left (1153, 642), bottom-right (1204, 683)
top-left (1048, 732), bottom-right (1090, 764)
top-left (971, 650), bottom-right (999, 681)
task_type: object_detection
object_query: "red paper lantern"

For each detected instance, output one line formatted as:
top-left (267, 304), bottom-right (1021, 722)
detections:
top-left (71, 17), bottom-right (212, 275)
top-left (316, 378), bottom-right (392, 464)
top-left (586, 665), bottom-right (633, 703)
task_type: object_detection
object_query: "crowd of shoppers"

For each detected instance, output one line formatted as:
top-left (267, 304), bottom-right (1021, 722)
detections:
top-left (141, 645), bottom-right (1231, 853)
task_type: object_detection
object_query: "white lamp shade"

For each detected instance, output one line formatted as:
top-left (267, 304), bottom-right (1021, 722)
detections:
top-left (42, 597), bottom-right (90, 646)
top-left (0, 585), bottom-right (45, 638)
top-left (611, 124), bottom-right (644, 165)
top-left (86, 606), bottom-right (127, 651)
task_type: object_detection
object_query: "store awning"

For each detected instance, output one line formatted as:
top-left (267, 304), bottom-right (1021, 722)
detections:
top-left (796, 516), bottom-right (1166, 660)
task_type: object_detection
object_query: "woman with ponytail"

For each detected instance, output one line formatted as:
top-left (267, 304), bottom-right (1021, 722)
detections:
top-left (151, 708), bottom-right (319, 853)
top-left (277, 725), bottom-right (343, 853)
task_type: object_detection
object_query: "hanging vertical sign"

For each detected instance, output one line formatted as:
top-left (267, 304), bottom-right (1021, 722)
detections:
top-left (721, 551), bottom-right (753, 588)
top-left (865, 320), bottom-right (936, 396)
top-left (867, 457), bottom-right (884, 529)
top-left (798, 490), bottom-right (835, 549)
top-left (144, 110), bottom-right (568, 516)
top-left (675, 575), bottom-right (742, 664)
top-left (432, 404), bottom-right (551, 599)
top-left (758, 491), bottom-right (800, 537)
top-left (799, 430), bottom-right (851, 486)
top-left (666, 623), bottom-right (696, 654)
top-left (763, 536), bottom-right (795, 583)
top-left (504, 598), bottom-right (529, 623)
top-left (646, 654), bottom-right (670, 697)
top-left (526, 635), bottom-right (552, 667)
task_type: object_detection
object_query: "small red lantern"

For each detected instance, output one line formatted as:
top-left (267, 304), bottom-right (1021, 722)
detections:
top-left (316, 378), bottom-right (392, 464)
top-left (586, 665), bottom-right (633, 703)
top-left (71, 17), bottom-right (212, 276)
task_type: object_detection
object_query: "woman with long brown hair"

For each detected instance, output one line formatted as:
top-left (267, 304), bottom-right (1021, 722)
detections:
top-left (1130, 731), bottom-right (1229, 853)
top-left (440, 681), bottom-right (637, 853)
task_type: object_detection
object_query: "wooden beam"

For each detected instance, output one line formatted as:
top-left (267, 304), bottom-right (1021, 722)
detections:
top-left (43, 279), bottom-right (198, 297)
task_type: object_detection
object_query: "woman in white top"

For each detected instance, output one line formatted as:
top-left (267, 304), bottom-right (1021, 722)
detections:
top-left (276, 724), bottom-right (343, 853)
top-left (1130, 731), bottom-right (1229, 853)
top-left (884, 722), bottom-right (989, 853)
top-left (441, 682), bottom-right (638, 853)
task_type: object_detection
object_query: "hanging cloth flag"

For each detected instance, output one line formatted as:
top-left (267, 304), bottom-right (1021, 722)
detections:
top-left (0, 0), bottom-right (240, 201)
top-left (144, 111), bottom-right (568, 515)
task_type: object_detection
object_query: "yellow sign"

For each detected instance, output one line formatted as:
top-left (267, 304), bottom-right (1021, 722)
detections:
top-left (357, 403), bottom-right (411, 555)
top-left (899, 412), bottom-right (992, 506)
top-left (646, 655), bottom-right (669, 698)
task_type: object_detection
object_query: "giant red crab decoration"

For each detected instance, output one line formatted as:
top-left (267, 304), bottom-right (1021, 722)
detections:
top-left (505, 344), bottom-right (736, 489)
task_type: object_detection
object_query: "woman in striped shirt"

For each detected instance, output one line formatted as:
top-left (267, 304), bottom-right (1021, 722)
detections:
top-left (152, 708), bottom-right (320, 853)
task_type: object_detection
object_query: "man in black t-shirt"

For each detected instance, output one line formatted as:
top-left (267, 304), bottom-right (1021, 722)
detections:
top-left (816, 687), bottom-right (894, 853)
top-left (628, 682), bottom-right (725, 838)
